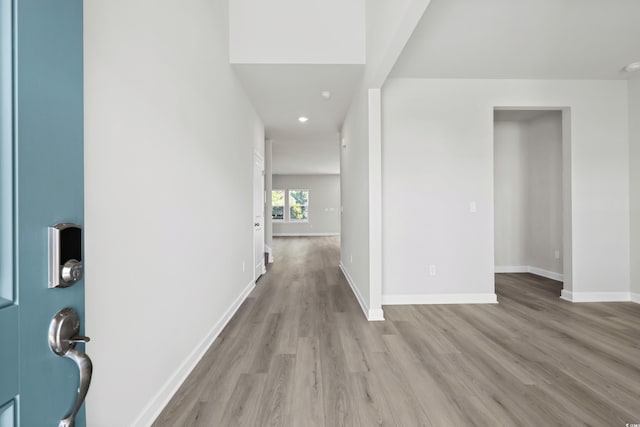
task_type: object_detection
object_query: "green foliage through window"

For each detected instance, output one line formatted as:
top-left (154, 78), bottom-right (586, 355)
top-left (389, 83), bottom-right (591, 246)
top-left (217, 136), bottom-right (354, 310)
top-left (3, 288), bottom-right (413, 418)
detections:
top-left (289, 189), bottom-right (309, 221)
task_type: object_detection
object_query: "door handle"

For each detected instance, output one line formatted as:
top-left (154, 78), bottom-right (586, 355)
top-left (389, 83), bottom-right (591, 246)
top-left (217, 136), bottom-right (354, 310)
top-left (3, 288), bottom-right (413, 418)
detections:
top-left (65, 335), bottom-right (90, 344)
top-left (48, 308), bottom-right (93, 427)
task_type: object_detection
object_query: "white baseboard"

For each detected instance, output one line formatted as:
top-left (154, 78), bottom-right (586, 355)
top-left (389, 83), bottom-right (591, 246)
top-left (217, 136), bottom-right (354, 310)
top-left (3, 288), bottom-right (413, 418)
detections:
top-left (632, 293), bottom-right (640, 304)
top-left (273, 232), bottom-right (340, 237)
top-left (368, 308), bottom-right (385, 321)
top-left (382, 293), bottom-right (498, 305)
top-left (528, 266), bottom-right (563, 282)
top-left (495, 266), bottom-right (528, 273)
top-left (560, 289), bottom-right (573, 302)
top-left (560, 289), bottom-right (632, 302)
top-left (339, 262), bottom-right (384, 321)
top-left (495, 265), bottom-right (563, 282)
top-left (265, 244), bottom-right (274, 263)
top-left (132, 280), bottom-right (256, 427)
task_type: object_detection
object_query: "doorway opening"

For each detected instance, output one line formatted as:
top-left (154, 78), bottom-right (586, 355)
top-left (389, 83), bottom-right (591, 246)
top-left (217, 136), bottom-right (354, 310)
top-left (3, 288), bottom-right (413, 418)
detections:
top-left (493, 108), bottom-right (572, 297)
top-left (257, 139), bottom-right (342, 283)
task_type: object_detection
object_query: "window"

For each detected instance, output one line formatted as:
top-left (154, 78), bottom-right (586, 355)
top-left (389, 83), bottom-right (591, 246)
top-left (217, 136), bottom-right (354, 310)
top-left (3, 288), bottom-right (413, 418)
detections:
top-left (272, 190), bottom-right (285, 221)
top-left (289, 189), bottom-right (309, 222)
top-left (272, 189), bottom-right (310, 222)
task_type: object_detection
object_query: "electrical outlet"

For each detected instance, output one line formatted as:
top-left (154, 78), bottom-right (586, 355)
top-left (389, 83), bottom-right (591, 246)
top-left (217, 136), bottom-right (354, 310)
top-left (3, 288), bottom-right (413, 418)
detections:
top-left (429, 265), bottom-right (437, 276)
top-left (242, 261), bottom-right (246, 273)
top-left (469, 201), bottom-right (477, 213)
top-left (555, 250), bottom-right (560, 260)
top-left (350, 254), bottom-right (353, 264)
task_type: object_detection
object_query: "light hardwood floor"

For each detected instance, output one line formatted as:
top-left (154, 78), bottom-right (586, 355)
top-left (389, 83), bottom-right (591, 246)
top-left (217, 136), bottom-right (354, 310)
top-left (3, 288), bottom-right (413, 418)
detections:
top-left (153, 236), bottom-right (640, 426)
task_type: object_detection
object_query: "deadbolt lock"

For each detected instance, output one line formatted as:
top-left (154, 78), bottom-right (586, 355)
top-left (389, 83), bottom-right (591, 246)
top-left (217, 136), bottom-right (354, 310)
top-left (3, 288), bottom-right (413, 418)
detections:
top-left (49, 223), bottom-right (83, 288)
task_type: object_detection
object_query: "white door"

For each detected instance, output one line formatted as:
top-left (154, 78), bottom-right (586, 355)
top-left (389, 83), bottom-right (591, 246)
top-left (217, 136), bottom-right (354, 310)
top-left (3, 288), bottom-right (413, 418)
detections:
top-left (254, 151), bottom-right (266, 280)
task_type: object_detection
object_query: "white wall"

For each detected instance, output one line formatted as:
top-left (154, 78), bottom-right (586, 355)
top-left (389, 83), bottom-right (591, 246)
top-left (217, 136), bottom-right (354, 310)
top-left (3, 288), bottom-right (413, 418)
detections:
top-left (340, 82), bottom-right (371, 310)
top-left (272, 175), bottom-right (340, 236)
top-left (337, 1), bottom-right (426, 319)
top-left (630, 77), bottom-right (640, 297)
top-left (365, 0), bottom-right (414, 84)
top-left (336, 1), bottom-right (429, 318)
top-left (84, 0), bottom-right (264, 425)
top-left (366, 0), bottom-right (432, 87)
top-left (494, 121), bottom-right (528, 267)
top-left (494, 112), bottom-right (563, 276)
top-left (382, 79), bottom-right (630, 301)
top-left (272, 138), bottom-right (340, 175)
top-left (229, 0), bottom-right (365, 64)
top-left (526, 112), bottom-right (563, 274)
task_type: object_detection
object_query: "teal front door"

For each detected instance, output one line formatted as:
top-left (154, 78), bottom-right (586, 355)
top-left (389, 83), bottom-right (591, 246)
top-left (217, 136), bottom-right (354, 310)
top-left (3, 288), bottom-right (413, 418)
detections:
top-left (1, 0), bottom-right (86, 426)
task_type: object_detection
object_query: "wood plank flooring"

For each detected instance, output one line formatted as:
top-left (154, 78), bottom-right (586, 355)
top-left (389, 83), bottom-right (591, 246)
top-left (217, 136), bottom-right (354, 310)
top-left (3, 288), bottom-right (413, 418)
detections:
top-left (153, 236), bottom-right (640, 426)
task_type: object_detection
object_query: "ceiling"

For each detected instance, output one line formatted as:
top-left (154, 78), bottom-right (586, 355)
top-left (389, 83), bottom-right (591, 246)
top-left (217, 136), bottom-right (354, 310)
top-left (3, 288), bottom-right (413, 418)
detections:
top-left (233, 64), bottom-right (364, 174)
top-left (391, 0), bottom-right (640, 80)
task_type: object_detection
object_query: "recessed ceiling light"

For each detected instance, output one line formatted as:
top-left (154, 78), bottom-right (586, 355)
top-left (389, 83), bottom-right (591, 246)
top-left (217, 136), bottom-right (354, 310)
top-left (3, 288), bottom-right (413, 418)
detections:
top-left (624, 62), bottom-right (640, 73)
top-left (321, 91), bottom-right (331, 99)
top-left (298, 116), bottom-right (309, 123)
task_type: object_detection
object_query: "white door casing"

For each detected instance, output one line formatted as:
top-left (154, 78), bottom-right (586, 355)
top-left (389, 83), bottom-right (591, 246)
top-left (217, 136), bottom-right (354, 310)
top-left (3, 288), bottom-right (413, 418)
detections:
top-left (254, 151), bottom-right (266, 281)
